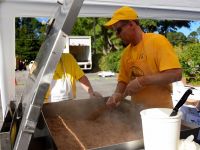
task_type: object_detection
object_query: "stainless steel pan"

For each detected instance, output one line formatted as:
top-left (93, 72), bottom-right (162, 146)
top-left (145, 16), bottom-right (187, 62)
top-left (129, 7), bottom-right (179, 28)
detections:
top-left (42, 97), bottom-right (144, 149)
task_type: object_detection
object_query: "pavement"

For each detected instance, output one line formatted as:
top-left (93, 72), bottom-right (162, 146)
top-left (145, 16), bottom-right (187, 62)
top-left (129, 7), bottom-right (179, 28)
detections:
top-left (76, 72), bottom-right (117, 100)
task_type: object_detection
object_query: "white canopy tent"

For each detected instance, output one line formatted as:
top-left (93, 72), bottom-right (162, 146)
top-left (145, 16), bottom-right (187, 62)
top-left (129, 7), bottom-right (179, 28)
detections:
top-left (0, 0), bottom-right (200, 118)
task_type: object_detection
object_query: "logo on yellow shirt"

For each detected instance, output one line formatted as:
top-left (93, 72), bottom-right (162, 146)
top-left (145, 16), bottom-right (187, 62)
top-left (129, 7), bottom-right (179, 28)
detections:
top-left (130, 66), bottom-right (144, 80)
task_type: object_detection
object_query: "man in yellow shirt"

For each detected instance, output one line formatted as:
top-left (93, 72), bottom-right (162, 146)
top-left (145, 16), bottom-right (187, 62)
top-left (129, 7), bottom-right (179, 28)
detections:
top-left (46, 53), bottom-right (102, 102)
top-left (105, 6), bottom-right (182, 108)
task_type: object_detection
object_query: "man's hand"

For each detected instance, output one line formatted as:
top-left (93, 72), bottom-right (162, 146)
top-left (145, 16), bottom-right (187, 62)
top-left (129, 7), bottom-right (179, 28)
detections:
top-left (124, 77), bottom-right (143, 97)
top-left (106, 93), bottom-right (123, 108)
top-left (89, 91), bottom-right (103, 99)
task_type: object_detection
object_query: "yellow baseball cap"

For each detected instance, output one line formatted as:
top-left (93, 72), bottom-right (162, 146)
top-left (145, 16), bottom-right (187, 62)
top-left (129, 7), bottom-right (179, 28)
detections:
top-left (104, 6), bottom-right (138, 28)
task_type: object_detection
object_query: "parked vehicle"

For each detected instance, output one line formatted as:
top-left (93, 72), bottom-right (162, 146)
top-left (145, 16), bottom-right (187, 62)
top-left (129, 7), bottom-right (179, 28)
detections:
top-left (64, 36), bottom-right (92, 70)
top-left (98, 71), bottom-right (115, 77)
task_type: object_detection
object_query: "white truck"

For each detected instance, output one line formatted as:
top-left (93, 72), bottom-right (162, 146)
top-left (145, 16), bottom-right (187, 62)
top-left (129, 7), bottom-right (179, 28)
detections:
top-left (64, 36), bottom-right (92, 70)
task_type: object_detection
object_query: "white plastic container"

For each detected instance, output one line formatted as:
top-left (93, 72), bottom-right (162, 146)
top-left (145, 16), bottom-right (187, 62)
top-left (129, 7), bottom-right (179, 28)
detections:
top-left (140, 108), bottom-right (182, 150)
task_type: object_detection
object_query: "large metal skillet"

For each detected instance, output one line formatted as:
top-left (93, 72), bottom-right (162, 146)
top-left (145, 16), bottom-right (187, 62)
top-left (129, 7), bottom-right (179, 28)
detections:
top-left (40, 97), bottom-right (200, 150)
top-left (42, 97), bottom-right (144, 150)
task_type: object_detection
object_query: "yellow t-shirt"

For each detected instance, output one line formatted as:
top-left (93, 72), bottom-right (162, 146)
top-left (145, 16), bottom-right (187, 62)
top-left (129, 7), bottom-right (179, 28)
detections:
top-left (46, 53), bottom-right (84, 101)
top-left (118, 33), bottom-right (181, 108)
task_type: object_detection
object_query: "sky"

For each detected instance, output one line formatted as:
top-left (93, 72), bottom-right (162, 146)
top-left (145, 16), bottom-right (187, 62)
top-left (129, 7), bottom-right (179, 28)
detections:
top-left (177, 21), bottom-right (200, 37)
top-left (36, 17), bottom-right (49, 24)
top-left (36, 17), bottom-right (200, 37)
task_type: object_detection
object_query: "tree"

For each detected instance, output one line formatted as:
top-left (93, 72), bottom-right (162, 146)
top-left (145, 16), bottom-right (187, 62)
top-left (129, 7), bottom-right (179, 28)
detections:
top-left (140, 19), bottom-right (159, 33)
top-left (197, 26), bottom-right (200, 37)
top-left (15, 17), bottom-right (46, 63)
top-left (166, 32), bottom-right (187, 46)
top-left (140, 20), bottom-right (191, 36)
top-left (71, 17), bottom-right (123, 55)
top-left (179, 43), bottom-right (200, 83)
top-left (187, 31), bottom-right (199, 43)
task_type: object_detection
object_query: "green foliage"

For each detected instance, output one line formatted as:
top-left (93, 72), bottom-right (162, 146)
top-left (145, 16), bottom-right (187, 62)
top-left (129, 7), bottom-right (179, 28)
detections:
top-left (15, 18), bottom-right (46, 63)
top-left (166, 32), bottom-right (187, 46)
top-left (197, 26), bottom-right (200, 38)
top-left (179, 43), bottom-right (200, 83)
top-left (99, 50), bottom-right (122, 72)
top-left (140, 20), bottom-right (191, 35)
top-left (140, 19), bottom-right (158, 33)
top-left (91, 53), bottom-right (103, 72)
top-left (187, 31), bottom-right (199, 43)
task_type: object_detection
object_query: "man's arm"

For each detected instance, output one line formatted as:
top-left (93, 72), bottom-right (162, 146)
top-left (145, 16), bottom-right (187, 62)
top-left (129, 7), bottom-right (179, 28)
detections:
top-left (79, 75), bottom-right (94, 94)
top-left (79, 75), bottom-right (102, 99)
top-left (139, 68), bottom-right (182, 86)
top-left (114, 81), bottom-right (127, 94)
top-left (124, 68), bottom-right (182, 97)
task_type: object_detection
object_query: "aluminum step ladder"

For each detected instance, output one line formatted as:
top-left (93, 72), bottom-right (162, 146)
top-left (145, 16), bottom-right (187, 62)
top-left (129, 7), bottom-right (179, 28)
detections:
top-left (0, 0), bottom-right (84, 149)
